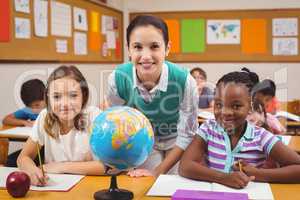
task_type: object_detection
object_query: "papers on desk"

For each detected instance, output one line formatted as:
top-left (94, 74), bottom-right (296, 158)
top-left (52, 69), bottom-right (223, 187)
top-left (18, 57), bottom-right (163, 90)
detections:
top-left (198, 111), bottom-right (215, 120)
top-left (0, 127), bottom-right (32, 137)
top-left (275, 111), bottom-right (300, 121)
top-left (213, 181), bottom-right (273, 200)
top-left (147, 175), bottom-right (274, 200)
top-left (147, 174), bottom-right (211, 196)
top-left (0, 167), bottom-right (84, 192)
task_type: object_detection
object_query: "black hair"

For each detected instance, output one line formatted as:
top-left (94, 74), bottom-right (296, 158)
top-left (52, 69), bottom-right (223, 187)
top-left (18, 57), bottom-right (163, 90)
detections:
top-left (252, 79), bottom-right (276, 97)
top-left (21, 79), bottom-right (45, 107)
top-left (251, 99), bottom-right (270, 130)
top-left (241, 67), bottom-right (259, 86)
top-left (126, 15), bottom-right (169, 47)
top-left (216, 69), bottom-right (259, 95)
top-left (190, 67), bottom-right (207, 80)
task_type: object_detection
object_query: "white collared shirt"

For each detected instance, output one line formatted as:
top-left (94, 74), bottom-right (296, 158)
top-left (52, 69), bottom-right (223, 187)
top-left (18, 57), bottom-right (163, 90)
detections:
top-left (133, 63), bottom-right (168, 103)
top-left (107, 63), bottom-right (199, 150)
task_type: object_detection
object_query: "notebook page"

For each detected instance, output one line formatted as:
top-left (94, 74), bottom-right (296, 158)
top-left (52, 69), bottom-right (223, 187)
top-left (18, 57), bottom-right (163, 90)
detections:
top-left (212, 181), bottom-right (274, 200)
top-left (0, 167), bottom-right (84, 192)
top-left (0, 127), bottom-right (32, 137)
top-left (147, 174), bottom-right (212, 196)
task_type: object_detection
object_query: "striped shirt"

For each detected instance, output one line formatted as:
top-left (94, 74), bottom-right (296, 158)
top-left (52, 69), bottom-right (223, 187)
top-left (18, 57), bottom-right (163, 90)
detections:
top-left (197, 119), bottom-right (280, 173)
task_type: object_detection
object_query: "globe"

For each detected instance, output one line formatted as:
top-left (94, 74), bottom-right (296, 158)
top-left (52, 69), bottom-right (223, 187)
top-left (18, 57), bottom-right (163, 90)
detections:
top-left (90, 106), bottom-right (154, 171)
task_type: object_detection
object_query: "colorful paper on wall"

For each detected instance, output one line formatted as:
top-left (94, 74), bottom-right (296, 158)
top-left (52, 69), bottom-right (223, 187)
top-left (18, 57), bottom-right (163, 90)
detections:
top-left (89, 11), bottom-right (100, 51)
top-left (14, 0), bottom-right (30, 13)
top-left (90, 11), bottom-right (99, 33)
top-left (50, 1), bottom-right (71, 37)
top-left (181, 19), bottom-right (205, 53)
top-left (15, 17), bottom-right (31, 39)
top-left (115, 38), bottom-right (121, 58)
top-left (273, 37), bottom-right (298, 56)
top-left (242, 19), bottom-right (267, 54)
top-left (0, 0), bottom-right (10, 42)
top-left (89, 31), bottom-right (101, 51)
top-left (74, 32), bottom-right (87, 55)
top-left (34, 0), bottom-right (48, 37)
top-left (165, 19), bottom-right (180, 53)
top-left (272, 18), bottom-right (298, 37)
top-left (73, 7), bottom-right (88, 31)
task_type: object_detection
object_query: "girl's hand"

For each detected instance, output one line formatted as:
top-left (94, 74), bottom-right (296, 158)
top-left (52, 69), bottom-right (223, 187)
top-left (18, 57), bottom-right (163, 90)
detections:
top-left (232, 160), bottom-right (258, 177)
top-left (22, 120), bottom-right (34, 127)
top-left (222, 171), bottom-right (255, 189)
top-left (26, 167), bottom-right (49, 186)
top-left (43, 162), bottom-right (65, 174)
top-left (127, 168), bottom-right (154, 177)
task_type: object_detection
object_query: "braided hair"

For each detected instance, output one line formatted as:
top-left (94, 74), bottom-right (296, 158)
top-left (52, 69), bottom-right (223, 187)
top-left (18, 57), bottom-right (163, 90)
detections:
top-left (216, 68), bottom-right (259, 95)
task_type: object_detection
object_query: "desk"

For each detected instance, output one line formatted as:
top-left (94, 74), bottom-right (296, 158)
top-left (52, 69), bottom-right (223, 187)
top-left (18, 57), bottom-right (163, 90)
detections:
top-left (0, 125), bottom-right (28, 141)
top-left (278, 118), bottom-right (300, 135)
top-left (288, 136), bottom-right (300, 153)
top-left (0, 175), bottom-right (300, 200)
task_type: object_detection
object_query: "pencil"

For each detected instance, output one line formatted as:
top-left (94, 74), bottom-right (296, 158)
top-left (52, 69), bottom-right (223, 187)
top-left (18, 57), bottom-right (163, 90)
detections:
top-left (238, 160), bottom-right (243, 172)
top-left (36, 143), bottom-right (45, 177)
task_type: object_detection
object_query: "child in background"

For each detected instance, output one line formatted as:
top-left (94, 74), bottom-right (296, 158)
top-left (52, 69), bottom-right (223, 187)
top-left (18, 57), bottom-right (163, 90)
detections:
top-left (17, 66), bottom-right (105, 186)
top-left (190, 67), bottom-right (214, 111)
top-left (254, 79), bottom-right (279, 114)
top-left (252, 79), bottom-right (286, 134)
top-left (3, 79), bottom-right (46, 127)
top-left (179, 71), bottom-right (300, 189)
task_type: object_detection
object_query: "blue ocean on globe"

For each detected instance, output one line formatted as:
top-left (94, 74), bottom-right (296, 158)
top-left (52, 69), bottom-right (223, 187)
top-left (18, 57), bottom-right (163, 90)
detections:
top-left (90, 106), bottom-right (154, 170)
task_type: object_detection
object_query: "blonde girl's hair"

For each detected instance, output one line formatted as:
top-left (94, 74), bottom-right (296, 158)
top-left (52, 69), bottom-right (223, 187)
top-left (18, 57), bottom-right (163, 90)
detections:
top-left (44, 65), bottom-right (89, 139)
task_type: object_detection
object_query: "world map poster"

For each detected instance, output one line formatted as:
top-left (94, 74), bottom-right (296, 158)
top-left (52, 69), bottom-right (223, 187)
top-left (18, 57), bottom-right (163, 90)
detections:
top-left (207, 19), bottom-right (240, 44)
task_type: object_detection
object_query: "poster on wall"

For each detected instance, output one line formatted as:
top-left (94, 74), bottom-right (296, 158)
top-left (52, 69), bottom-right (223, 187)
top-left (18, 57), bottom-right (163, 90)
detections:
top-left (272, 18), bottom-right (298, 36)
top-left (273, 37), bottom-right (298, 56)
top-left (207, 20), bottom-right (240, 44)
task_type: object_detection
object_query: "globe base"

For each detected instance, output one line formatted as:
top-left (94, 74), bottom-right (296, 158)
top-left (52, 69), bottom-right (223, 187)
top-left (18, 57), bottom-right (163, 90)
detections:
top-left (94, 174), bottom-right (133, 200)
top-left (94, 189), bottom-right (133, 200)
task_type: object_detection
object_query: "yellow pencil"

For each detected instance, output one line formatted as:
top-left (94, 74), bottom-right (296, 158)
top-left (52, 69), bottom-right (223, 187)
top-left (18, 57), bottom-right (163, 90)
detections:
top-left (36, 143), bottom-right (45, 177)
top-left (238, 160), bottom-right (243, 172)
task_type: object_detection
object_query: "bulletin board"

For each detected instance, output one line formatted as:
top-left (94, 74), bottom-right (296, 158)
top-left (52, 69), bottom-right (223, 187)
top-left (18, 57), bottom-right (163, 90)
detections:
top-left (0, 0), bottom-right (123, 63)
top-left (130, 9), bottom-right (300, 62)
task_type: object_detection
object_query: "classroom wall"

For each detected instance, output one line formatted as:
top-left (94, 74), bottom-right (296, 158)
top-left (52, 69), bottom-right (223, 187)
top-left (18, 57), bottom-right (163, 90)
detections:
top-left (123, 0), bottom-right (300, 101)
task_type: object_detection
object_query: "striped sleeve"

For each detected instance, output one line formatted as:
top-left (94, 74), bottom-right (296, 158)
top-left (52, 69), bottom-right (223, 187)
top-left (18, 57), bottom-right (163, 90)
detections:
top-left (261, 130), bottom-right (280, 155)
top-left (196, 121), bottom-right (210, 142)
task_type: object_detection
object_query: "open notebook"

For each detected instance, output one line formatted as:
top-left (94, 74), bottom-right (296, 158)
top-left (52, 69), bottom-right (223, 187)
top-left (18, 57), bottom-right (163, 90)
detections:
top-left (198, 111), bottom-right (215, 120)
top-left (0, 167), bottom-right (84, 192)
top-left (275, 111), bottom-right (300, 121)
top-left (147, 175), bottom-right (274, 200)
top-left (0, 127), bottom-right (32, 137)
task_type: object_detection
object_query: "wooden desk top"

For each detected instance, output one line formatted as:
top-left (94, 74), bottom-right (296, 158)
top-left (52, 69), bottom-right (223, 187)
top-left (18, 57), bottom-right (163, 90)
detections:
top-left (0, 175), bottom-right (300, 200)
top-left (288, 136), bottom-right (300, 153)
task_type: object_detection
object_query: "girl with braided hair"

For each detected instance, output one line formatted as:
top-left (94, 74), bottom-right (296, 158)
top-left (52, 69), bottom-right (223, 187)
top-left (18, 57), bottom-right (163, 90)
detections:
top-left (179, 70), bottom-right (300, 189)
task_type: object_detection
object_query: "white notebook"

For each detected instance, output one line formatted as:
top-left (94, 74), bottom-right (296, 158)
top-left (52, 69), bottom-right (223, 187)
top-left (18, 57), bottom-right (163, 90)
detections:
top-left (275, 111), bottom-right (300, 121)
top-left (198, 111), bottom-right (215, 120)
top-left (147, 175), bottom-right (274, 200)
top-left (0, 167), bottom-right (84, 192)
top-left (0, 127), bottom-right (32, 137)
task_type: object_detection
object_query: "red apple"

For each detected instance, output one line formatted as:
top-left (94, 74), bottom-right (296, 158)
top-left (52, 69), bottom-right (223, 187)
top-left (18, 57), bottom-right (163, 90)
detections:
top-left (6, 171), bottom-right (30, 198)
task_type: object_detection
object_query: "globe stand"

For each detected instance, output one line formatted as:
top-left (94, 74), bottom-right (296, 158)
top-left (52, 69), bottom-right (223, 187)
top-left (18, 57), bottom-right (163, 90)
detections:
top-left (94, 174), bottom-right (133, 200)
